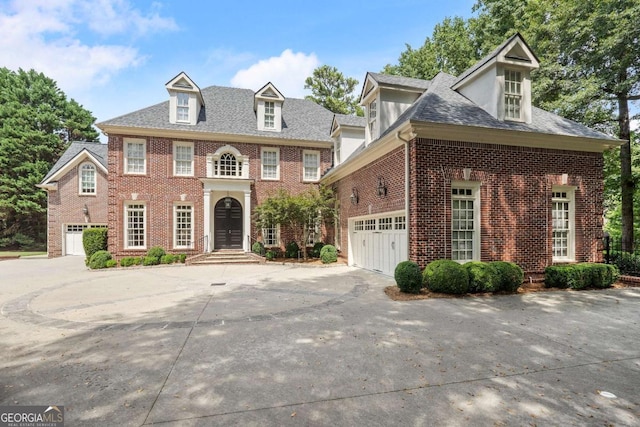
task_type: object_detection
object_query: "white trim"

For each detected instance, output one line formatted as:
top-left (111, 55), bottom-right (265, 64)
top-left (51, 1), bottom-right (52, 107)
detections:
top-left (78, 161), bottom-right (97, 195)
top-left (451, 181), bottom-right (481, 262)
top-left (124, 138), bottom-right (146, 175)
top-left (40, 149), bottom-right (107, 187)
top-left (302, 149), bottom-right (320, 182)
top-left (173, 141), bottom-right (194, 176)
top-left (173, 203), bottom-right (194, 249)
top-left (551, 185), bottom-right (576, 262)
top-left (261, 147), bottom-right (280, 180)
top-left (124, 201), bottom-right (146, 250)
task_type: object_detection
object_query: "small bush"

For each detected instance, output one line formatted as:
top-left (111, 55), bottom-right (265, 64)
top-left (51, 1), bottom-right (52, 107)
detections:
top-left (120, 257), bottom-right (140, 267)
top-left (545, 263), bottom-right (618, 290)
top-left (252, 241), bottom-right (265, 256)
top-left (423, 260), bottom-right (469, 294)
top-left (161, 254), bottom-right (177, 264)
top-left (88, 250), bottom-right (112, 269)
top-left (285, 241), bottom-right (300, 258)
top-left (311, 242), bottom-right (325, 258)
top-left (105, 259), bottom-right (118, 268)
top-left (83, 228), bottom-right (108, 261)
top-left (320, 244), bottom-right (338, 264)
top-left (491, 261), bottom-right (524, 292)
top-left (178, 254), bottom-right (187, 263)
top-left (142, 255), bottom-right (160, 266)
top-left (147, 246), bottom-right (166, 259)
top-left (394, 261), bottom-right (422, 294)
top-left (266, 250), bottom-right (277, 260)
top-left (464, 261), bottom-right (500, 293)
top-left (588, 263), bottom-right (619, 288)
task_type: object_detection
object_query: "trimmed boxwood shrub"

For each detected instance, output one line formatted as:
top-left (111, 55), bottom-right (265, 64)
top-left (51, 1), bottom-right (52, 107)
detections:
top-left (161, 254), bottom-right (177, 264)
top-left (424, 260), bottom-right (469, 294)
top-left (491, 261), bottom-right (524, 292)
top-left (147, 246), bottom-right (166, 259)
top-left (88, 250), bottom-right (112, 269)
top-left (178, 254), bottom-right (187, 263)
top-left (394, 261), bottom-right (422, 294)
top-left (588, 263), bottom-right (619, 288)
top-left (142, 255), bottom-right (160, 266)
top-left (285, 241), bottom-right (300, 258)
top-left (83, 228), bottom-right (108, 261)
top-left (311, 242), bottom-right (325, 258)
top-left (320, 244), bottom-right (338, 264)
top-left (120, 257), bottom-right (141, 267)
top-left (545, 263), bottom-right (619, 290)
top-left (265, 250), bottom-right (277, 261)
top-left (252, 241), bottom-right (265, 255)
top-left (464, 261), bottom-right (500, 293)
top-left (105, 259), bottom-right (117, 268)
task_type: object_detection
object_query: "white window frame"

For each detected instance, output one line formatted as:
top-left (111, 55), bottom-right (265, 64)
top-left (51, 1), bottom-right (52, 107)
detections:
top-left (177, 92), bottom-right (190, 122)
top-left (504, 69), bottom-right (523, 121)
top-left (262, 224), bottom-right (280, 247)
top-left (124, 138), bottom-right (146, 175)
top-left (335, 137), bottom-right (341, 165)
top-left (303, 150), bottom-right (320, 182)
top-left (261, 147), bottom-right (280, 180)
top-left (368, 98), bottom-right (377, 139)
top-left (264, 101), bottom-right (275, 129)
top-left (79, 162), bottom-right (96, 195)
top-left (124, 202), bottom-right (146, 249)
top-left (306, 214), bottom-right (321, 247)
top-left (174, 204), bottom-right (193, 249)
top-left (451, 182), bottom-right (480, 262)
top-left (173, 142), bottom-right (194, 176)
top-left (551, 186), bottom-right (575, 262)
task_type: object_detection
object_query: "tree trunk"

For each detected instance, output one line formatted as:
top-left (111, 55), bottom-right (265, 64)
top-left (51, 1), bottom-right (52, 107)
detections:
top-left (618, 95), bottom-right (634, 252)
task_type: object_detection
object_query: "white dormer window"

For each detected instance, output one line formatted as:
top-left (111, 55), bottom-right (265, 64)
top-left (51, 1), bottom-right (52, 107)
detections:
top-left (264, 101), bottom-right (275, 129)
top-left (177, 93), bottom-right (189, 122)
top-left (504, 70), bottom-right (522, 120)
top-left (368, 99), bottom-right (377, 138)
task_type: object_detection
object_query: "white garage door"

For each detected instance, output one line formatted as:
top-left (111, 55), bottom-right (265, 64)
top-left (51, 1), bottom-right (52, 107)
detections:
top-left (65, 225), bottom-right (87, 256)
top-left (349, 213), bottom-right (408, 276)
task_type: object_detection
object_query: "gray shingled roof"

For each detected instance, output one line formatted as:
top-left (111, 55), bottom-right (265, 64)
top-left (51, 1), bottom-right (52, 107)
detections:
top-left (367, 72), bottom-right (431, 91)
top-left (380, 72), bottom-right (617, 141)
top-left (42, 142), bottom-right (107, 182)
top-left (333, 113), bottom-right (367, 128)
top-left (98, 86), bottom-right (335, 143)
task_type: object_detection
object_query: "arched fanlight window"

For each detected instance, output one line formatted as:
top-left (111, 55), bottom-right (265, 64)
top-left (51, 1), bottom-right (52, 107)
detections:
top-left (219, 153), bottom-right (239, 176)
top-left (79, 162), bottom-right (96, 194)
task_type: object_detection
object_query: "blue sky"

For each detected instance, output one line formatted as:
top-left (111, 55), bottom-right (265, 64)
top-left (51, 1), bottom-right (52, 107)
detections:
top-left (0, 0), bottom-right (476, 140)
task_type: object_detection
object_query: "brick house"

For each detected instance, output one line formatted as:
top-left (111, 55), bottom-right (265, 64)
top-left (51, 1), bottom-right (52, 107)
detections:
top-left (37, 142), bottom-right (108, 257)
top-left (41, 34), bottom-right (620, 275)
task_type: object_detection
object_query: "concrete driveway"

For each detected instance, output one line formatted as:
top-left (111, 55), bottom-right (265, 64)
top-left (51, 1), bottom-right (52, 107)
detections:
top-left (0, 256), bottom-right (639, 426)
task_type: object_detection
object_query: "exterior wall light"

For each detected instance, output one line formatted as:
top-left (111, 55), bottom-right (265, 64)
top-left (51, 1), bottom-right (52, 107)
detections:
top-left (82, 204), bottom-right (89, 216)
top-left (377, 177), bottom-right (387, 197)
top-left (350, 188), bottom-right (359, 205)
top-left (224, 197), bottom-right (232, 209)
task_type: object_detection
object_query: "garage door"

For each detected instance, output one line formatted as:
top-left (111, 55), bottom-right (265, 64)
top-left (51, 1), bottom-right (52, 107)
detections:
top-left (64, 224), bottom-right (106, 256)
top-left (349, 213), bottom-right (408, 276)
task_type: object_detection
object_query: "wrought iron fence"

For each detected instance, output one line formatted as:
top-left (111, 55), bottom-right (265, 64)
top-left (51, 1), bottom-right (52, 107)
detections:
top-left (603, 234), bottom-right (640, 276)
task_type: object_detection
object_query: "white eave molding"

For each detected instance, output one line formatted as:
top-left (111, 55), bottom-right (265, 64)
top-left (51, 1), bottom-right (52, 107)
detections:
top-left (165, 71), bottom-right (204, 105)
top-left (254, 82), bottom-right (285, 110)
top-left (39, 149), bottom-right (107, 188)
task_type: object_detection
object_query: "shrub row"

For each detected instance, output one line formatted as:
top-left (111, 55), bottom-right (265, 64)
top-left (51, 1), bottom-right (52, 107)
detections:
top-left (395, 260), bottom-right (524, 295)
top-left (257, 241), bottom-right (335, 263)
top-left (88, 246), bottom-right (187, 269)
top-left (607, 251), bottom-right (640, 277)
top-left (544, 263), bottom-right (618, 289)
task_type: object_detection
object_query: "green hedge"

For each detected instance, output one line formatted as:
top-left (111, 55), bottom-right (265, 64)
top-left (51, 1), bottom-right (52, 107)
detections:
top-left (491, 261), bottom-right (524, 292)
top-left (608, 251), bottom-right (640, 276)
top-left (83, 228), bottom-right (108, 261)
top-left (464, 261), bottom-right (499, 293)
top-left (88, 250), bottom-right (112, 269)
top-left (120, 257), bottom-right (141, 267)
top-left (545, 263), bottom-right (619, 289)
top-left (395, 261), bottom-right (422, 294)
top-left (320, 244), bottom-right (338, 264)
top-left (285, 241), bottom-right (299, 258)
top-left (252, 241), bottom-right (265, 255)
top-left (423, 260), bottom-right (469, 294)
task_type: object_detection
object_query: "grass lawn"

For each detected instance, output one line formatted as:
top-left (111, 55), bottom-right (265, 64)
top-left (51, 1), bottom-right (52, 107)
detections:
top-left (0, 250), bottom-right (46, 258)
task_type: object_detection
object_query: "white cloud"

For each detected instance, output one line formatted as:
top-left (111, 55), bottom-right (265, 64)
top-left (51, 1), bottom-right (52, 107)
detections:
top-left (0, 0), bottom-right (176, 92)
top-left (230, 49), bottom-right (320, 99)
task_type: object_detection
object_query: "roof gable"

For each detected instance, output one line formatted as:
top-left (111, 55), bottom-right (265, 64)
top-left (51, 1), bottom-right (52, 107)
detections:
top-left (254, 82), bottom-right (285, 110)
top-left (40, 142), bottom-right (107, 186)
top-left (165, 71), bottom-right (204, 105)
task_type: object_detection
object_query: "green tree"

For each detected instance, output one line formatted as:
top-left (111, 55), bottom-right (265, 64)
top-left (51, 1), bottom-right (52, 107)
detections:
top-left (304, 65), bottom-right (363, 116)
top-left (0, 68), bottom-right (99, 247)
top-left (254, 186), bottom-right (335, 260)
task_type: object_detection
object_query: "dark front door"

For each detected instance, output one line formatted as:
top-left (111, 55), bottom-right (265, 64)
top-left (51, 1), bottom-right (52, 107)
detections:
top-left (214, 198), bottom-right (243, 249)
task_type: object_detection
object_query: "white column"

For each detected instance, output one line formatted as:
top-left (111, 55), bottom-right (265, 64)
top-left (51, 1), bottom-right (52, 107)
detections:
top-left (243, 190), bottom-right (251, 252)
top-left (203, 190), bottom-right (211, 252)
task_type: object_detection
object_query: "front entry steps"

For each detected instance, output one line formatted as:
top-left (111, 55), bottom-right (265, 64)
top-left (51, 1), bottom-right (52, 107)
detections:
top-left (187, 250), bottom-right (263, 265)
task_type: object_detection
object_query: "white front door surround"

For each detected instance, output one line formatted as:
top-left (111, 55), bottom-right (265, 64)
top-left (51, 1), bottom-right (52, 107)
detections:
top-left (200, 178), bottom-right (253, 252)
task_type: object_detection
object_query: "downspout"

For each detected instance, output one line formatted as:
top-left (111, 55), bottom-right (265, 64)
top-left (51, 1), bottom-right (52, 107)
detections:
top-left (396, 131), bottom-right (411, 261)
top-left (442, 166), bottom-right (447, 258)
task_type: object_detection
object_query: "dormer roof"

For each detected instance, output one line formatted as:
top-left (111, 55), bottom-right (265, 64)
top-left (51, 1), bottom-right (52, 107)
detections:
top-left (38, 142), bottom-right (107, 189)
top-left (165, 71), bottom-right (204, 105)
top-left (360, 72), bottom-right (430, 103)
top-left (330, 114), bottom-right (367, 136)
top-left (452, 33), bottom-right (539, 90)
top-left (254, 82), bottom-right (285, 110)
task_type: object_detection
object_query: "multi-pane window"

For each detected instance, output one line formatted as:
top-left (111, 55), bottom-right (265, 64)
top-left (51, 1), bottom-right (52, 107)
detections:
top-left (174, 204), bottom-right (193, 248)
top-left (368, 99), bottom-right (377, 138)
top-left (354, 220), bottom-right (364, 231)
top-left (452, 186), bottom-right (479, 262)
top-left (177, 92), bottom-right (189, 122)
top-left (335, 138), bottom-right (341, 164)
top-left (364, 219), bottom-right (376, 230)
top-left (218, 153), bottom-right (239, 176)
top-left (174, 143), bottom-right (193, 176)
top-left (79, 162), bottom-right (96, 194)
top-left (505, 70), bottom-right (522, 120)
top-left (552, 189), bottom-right (574, 261)
top-left (394, 216), bottom-right (406, 230)
top-left (303, 150), bottom-right (320, 181)
top-left (264, 101), bottom-right (275, 129)
top-left (379, 217), bottom-right (393, 230)
top-left (125, 203), bottom-right (145, 248)
top-left (306, 216), bottom-right (320, 246)
top-left (125, 140), bottom-right (146, 174)
top-left (261, 148), bottom-right (279, 180)
top-left (263, 224), bottom-right (279, 247)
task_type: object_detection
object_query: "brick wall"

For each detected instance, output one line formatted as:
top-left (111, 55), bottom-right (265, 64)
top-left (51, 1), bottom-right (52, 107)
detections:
top-left (46, 162), bottom-right (108, 257)
top-left (409, 138), bottom-right (604, 273)
top-left (108, 134), bottom-right (332, 258)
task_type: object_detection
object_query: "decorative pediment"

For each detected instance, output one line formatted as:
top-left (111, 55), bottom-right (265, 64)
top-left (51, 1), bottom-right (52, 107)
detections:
top-left (165, 72), bottom-right (204, 105)
top-left (497, 35), bottom-right (539, 69)
top-left (359, 73), bottom-right (378, 104)
top-left (254, 82), bottom-right (284, 110)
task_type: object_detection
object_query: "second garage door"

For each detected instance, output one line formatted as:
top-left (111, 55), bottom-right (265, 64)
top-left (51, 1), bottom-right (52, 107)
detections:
top-left (349, 213), bottom-right (408, 276)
